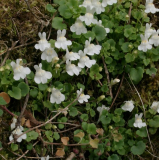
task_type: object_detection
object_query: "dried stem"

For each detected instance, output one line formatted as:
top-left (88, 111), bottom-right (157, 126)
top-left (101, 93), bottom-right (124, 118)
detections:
top-left (128, 74), bottom-right (154, 154)
top-left (102, 56), bottom-right (113, 99)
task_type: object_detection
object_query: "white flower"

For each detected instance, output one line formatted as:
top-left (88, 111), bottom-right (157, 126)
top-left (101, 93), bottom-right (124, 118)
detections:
top-left (102, 0), bottom-right (117, 7)
top-left (78, 50), bottom-right (96, 68)
top-left (79, 6), bottom-right (97, 26)
top-left (84, 37), bottom-right (102, 55)
top-left (133, 113), bottom-right (146, 128)
top-left (145, 23), bottom-right (155, 38)
top-left (77, 88), bottom-right (90, 103)
top-left (35, 32), bottom-right (50, 51)
top-left (111, 78), bottom-right (120, 86)
top-left (11, 117), bottom-right (17, 130)
top-left (9, 126), bottom-right (27, 143)
top-left (97, 105), bottom-right (109, 115)
top-left (41, 155), bottom-right (49, 160)
top-left (92, 0), bottom-right (105, 14)
top-left (96, 20), bottom-right (110, 34)
top-left (70, 18), bottom-right (87, 35)
top-left (79, 0), bottom-right (94, 9)
top-left (55, 29), bottom-right (72, 50)
top-left (150, 101), bottom-right (159, 113)
top-left (41, 47), bottom-right (58, 62)
top-left (145, 0), bottom-right (159, 14)
top-left (121, 100), bottom-right (134, 112)
top-left (10, 59), bottom-right (31, 80)
top-left (138, 34), bottom-right (152, 52)
top-left (50, 88), bottom-right (65, 104)
top-left (149, 30), bottom-right (159, 46)
top-left (65, 49), bottom-right (80, 64)
top-left (66, 61), bottom-right (81, 76)
top-left (34, 63), bottom-right (52, 84)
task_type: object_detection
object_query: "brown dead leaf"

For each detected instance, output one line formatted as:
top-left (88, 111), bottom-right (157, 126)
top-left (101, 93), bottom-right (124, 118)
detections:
top-left (96, 128), bottom-right (104, 136)
top-left (21, 117), bottom-right (26, 126)
top-left (0, 92), bottom-right (10, 104)
top-left (74, 132), bottom-right (85, 140)
top-left (89, 138), bottom-right (99, 149)
top-left (55, 148), bottom-right (65, 157)
top-left (24, 110), bottom-right (42, 127)
top-left (25, 119), bottom-right (32, 128)
top-left (61, 137), bottom-right (69, 145)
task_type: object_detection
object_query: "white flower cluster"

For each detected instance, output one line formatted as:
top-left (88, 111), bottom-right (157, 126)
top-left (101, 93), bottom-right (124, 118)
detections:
top-left (150, 101), bottom-right (159, 113)
top-left (145, 0), bottom-right (159, 14)
top-left (9, 118), bottom-right (27, 143)
top-left (138, 23), bottom-right (159, 52)
top-left (70, 0), bottom-right (112, 35)
top-left (77, 88), bottom-right (90, 103)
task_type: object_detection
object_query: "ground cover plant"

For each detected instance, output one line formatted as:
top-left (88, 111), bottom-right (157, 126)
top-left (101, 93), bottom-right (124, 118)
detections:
top-left (0, 0), bottom-right (159, 159)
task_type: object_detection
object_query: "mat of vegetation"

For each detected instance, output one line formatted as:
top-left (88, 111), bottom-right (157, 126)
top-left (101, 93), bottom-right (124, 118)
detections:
top-left (0, 0), bottom-right (159, 159)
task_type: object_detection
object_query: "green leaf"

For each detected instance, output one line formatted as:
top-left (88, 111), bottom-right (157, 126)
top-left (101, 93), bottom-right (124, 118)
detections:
top-left (83, 31), bottom-right (95, 40)
top-left (87, 123), bottom-right (96, 135)
top-left (58, 5), bottom-right (72, 19)
top-left (26, 131), bottom-right (39, 142)
top-left (0, 109), bottom-right (3, 116)
top-left (27, 143), bottom-right (33, 150)
top-left (8, 87), bottom-right (21, 100)
top-left (105, 57), bottom-right (113, 64)
top-left (0, 141), bottom-right (2, 148)
top-left (132, 10), bottom-right (142, 20)
top-left (143, 59), bottom-right (150, 66)
top-left (11, 143), bottom-right (18, 151)
top-left (125, 53), bottom-right (135, 63)
top-left (80, 114), bottom-right (88, 121)
top-left (64, 83), bottom-right (72, 92)
top-left (45, 131), bottom-right (53, 142)
top-left (149, 115), bottom-right (159, 128)
top-left (92, 26), bottom-right (106, 41)
top-left (52, 17), bottom-right (67, 30)
top-left (130, 67), bottom-right (144, 83)
top-left (121, 42), bottom-right (130, 52)
top-left (53, 132), bottom-right (60, 140)
top-left (131, 141), bottom-right (146, 155)
top-left (82, 122), bottom-right (88, 131)
top-left (45, 123), bottom-right (52, 129)
top-left (69, 107), bottom-right (78, 117)
top-left (108, 154), bottom-right (119, 160)
top-left (30, 89), bottom-right (38, 98)
top-left (100, 116), bottom-right (111, 125)
top-left (46, 4), bottom-right (56, 13)
top-left (101, 84), bottom-right (109, 93)
top-left (114, 108), bottom-right (123, 115)
top-left (49, 39), bottom-right (56, 48)
top-left (136, 127), bottom-right (147, 137)
top-left (146, 67), bottom-right (157, 76)
top-left (0, 97), bottom-right (7, 105)
top-left (18, 82), bottom-right (29, 97)
top-left (38, 84), bottom-right (48, 91)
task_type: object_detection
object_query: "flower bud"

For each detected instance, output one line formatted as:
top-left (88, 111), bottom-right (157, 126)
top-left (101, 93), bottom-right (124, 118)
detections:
top-left (52, 57), bottom-right (59, 64)
top-left (55, 64), bottom-right (60, 70)
top-left (128, 44), bottom-right (133, 48)
top-left (5, 65), bottom-right (11, 70)
top-left (97, 95), bottom-right (105, 102)
top-left (109, 126), bottom-right (113, 130)
top-left (99, 67), bottom-right (103, 72)
top-left (73, 148), bottom-right (79, 154)
top-left (126, 14), bottom-right (129, 20)
top-left (52, 125), bottom-right (57, 129)
top-left (0, 67), bottom-right (4, 72)
top-left (111, 78), bottom-right (120, 86)
top-left (47, 87), bottom-right (52, 92)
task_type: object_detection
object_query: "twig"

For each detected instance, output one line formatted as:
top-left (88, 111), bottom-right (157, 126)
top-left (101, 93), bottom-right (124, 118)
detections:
top-left (1, 40), bottom-right (19, 66)
top-left (58, 126), bottom-right (80, 133)
top-left (128, 3), bottom-right (132, 24)
top-left (8, 95), bottom-right (80, 145)
top-left (16, 78), bottom-right (29, 127)
top-left (0, 105), bottom-right (17, 118)
top-left (0, 154), bottom-right (7, 160)
top-left (128, 74), bottom-right (154, 153)
top-left (110, 73), bottom-right (125, 109)
top-left (101, 56), bottom-right (113, 99)
top-left (51, 122), bottom-right (80, 127)
top-left (146, 149), bottom-right (159, 158)
top-left (43, 141), bottom-right (89, 146)
top-left (16, 140), bottom-right (39, 160)
top-left (24, 0), bottom-right (40, 20)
